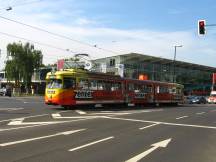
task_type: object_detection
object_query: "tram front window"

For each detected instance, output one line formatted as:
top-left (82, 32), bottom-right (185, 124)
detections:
top-left (47, 79), bottom-right (62, 89)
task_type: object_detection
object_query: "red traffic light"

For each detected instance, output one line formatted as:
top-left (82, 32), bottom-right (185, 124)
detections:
top-left (198, 20), bottom-right (206, 35)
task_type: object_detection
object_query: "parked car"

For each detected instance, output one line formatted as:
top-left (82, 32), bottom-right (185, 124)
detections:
top-left (184, 96), bottom-right (194, 104)
top-left (208, 95), bottom-right (216, 104)
top-left (185, 96), bottom-right (207, 104)
top-left (0, 87), bottom-right (6, 96)
top-left (190, 96), bottom-right (207, 104)
top-left (207, 91), bottom-right (216, 104)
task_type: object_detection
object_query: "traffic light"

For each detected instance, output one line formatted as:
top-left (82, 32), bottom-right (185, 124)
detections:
top-left (198, 20), bottom-right (206, 35)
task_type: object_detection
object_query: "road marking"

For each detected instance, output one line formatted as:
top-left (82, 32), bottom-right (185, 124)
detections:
top-left (0, 108), bottom-right (24, 111)
top-left (196, 112), bottom-right (205, 115)
top-left (68, 136), bottom-right (114, 152)
top-left (100, 111), bottom-right (114, 112)
top-left (139, 123), bottom-right (160, 130)
top-left (103, 116), bottom-right (216, 130)
top-left (0, 129), bottom-right (85, 147)
top-left (90, 112), bottom-right (130, 115)
top-left (8, 118), bottom-right (62, 125)
top-left (0, 113), bottom-right (50, 123)
top-left (125, 138), bottom-right (172, 162)
top-left (0, 110), bottom-right (71, 123)
top-left (102, 116), bottom-right (160, 124)
top-left (75, 110), bottom-right (87, 115)
top-left (176, 116), bottom-right (188, 120)
top-left (52, 113), bottom-right (102, 119)
top-left (0, 117), bottom-right (96, 132)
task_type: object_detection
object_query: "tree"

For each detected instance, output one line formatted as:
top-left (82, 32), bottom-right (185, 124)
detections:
top-left (5, 42), bottom-right (43, 92)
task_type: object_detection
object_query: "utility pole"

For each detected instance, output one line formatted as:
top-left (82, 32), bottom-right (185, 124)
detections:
top-left (173, 45), bottom-right (183, 83)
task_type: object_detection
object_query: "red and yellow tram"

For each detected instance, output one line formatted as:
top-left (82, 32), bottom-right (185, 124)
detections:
top-left (45, 69), bottom-right (184, 108)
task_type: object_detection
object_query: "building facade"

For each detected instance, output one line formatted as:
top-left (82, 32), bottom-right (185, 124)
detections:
top-left (92, 53), bottom-right (216, 95)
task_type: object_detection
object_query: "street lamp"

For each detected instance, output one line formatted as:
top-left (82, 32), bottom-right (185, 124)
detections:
top-left (173, 45), bottom-right (183, 82)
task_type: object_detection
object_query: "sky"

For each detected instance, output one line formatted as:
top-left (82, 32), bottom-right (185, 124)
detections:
top-left (0, 0), bottom-right (216, 70)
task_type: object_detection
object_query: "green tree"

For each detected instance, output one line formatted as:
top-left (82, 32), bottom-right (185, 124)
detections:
top-left (5, 42), bottom-right (43, 92)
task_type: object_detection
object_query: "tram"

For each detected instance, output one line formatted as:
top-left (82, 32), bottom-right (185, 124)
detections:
top-left (45, 69), bottom-right (184, 108)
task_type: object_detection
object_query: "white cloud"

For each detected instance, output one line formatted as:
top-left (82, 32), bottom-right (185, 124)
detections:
top-left (0, 1), bottom-right (216, 70)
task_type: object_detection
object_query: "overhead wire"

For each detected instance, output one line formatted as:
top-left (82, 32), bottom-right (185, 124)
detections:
top-left (0, 15), bottom-right (121, 55)
top-left (0, 31), bottom-right (77, 54)
top-left (0, 0), bottom-right (44, 10)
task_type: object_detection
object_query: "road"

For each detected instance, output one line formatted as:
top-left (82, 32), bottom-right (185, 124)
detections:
top-left (0, 96), bottom-right (216, 162)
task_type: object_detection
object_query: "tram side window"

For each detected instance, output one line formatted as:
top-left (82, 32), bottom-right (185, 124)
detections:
top-left (170, 87), bottom-right (176, 94)
top-left (89, 80), bottom-right (97, 90)
top-left (176, 87), bottom-right (182, 94)
top-left (97, 81), bottom-right (105, 90)
top-left (159, 86), bottom-right (169, 93)
top-left (134, 84), bottom-right (141, 92)
top-left (148, 85), bottom-right (153, 93)
top-left (78, 79), bottom-right (89, 90)
top-left (111, 82), bottom-right (121, 91)
top-left (143, 85), bottom-right (152, 93)
top-left (128, 83), bottom-right (134, 91)
top-left (105, 81), bottom-right (111, 91)
top-left (63, 78), bottom-right (75, 89)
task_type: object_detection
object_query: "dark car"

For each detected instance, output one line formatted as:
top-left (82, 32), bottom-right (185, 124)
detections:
top-left (190, 96), bottom-right (207, 104)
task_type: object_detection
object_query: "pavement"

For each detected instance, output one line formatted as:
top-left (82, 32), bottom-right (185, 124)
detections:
top-left (0, 96), bottom-right (216, 162)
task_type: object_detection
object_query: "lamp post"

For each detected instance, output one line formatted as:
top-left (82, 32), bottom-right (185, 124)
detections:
top-left (173, 45), bottom-right (183, 82)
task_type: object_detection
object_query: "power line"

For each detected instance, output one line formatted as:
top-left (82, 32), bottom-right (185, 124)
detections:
top-left (0, 15), bottom-right (121, 55)
top-left (0, 31), bottom-right (78, 54)
top-left (0, 0), bottom-right (44, 11)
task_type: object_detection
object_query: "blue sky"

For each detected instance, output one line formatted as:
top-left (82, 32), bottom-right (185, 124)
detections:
top-left (0, 0), bottom-right (216, 69)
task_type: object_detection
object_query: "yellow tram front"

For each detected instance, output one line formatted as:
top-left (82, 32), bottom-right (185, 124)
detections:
top-left (45, 70), bottom-right (78, 107)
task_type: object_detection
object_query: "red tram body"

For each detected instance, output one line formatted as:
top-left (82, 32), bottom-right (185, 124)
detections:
top-left (45, 69), bottom-right (184, 108)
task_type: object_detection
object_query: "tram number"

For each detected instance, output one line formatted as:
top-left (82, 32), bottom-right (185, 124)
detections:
top-left (135, 92), bottom-right (145, 99)
top-left (75, 90), bottom-right (93, 99)
top-left (47, 90), bottom-right (55, 94)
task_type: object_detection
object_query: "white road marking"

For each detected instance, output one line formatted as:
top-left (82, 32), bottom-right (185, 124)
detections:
top-left (51, 113), bottom-right (61, 118)
top-left (90, 112), bottom-right (130, 115)
top-left (0, 117), bottom-right (96, 132)
top-left (0, 113), bottom-right (50, 123)
top-left (8, 118), bottom-right (62, 125)
top-left (0, 129), bottom-right (85, 147)
top-left (139, 123), bottom-right (160, 130)
top-left (125, 138), bottom-right (172, 162)
top-left (196, 112), bottom-right (206, 115)
top-left (52, 113), bottom-right (102, 119)
top-left (100, 111), bottom-right (114, 113)
top-left (102, 116), bottom-right (160, 124)
top-left (75, 110), bottom-right (87, 115)
top-left (68, 136), bottom-right (114, 152)
top-left (0, 110), bottom-right (71, 123)
top-left (0, 108), bottom-right (24, 111)
top-left (176, 116), bottom-right (188, 120)
top-left (103, 116), bottom-right (216, 130)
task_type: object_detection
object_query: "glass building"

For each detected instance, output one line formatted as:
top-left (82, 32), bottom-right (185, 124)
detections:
top-left (92, 53), bottom-right (216, 95)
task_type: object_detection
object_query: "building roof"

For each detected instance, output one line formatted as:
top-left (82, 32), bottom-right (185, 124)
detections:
top-left (118, 53), bottom-right (216, 72)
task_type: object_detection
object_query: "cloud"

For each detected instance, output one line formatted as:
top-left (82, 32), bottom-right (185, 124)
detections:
top-left (0, 0), bottom-right (216, 70)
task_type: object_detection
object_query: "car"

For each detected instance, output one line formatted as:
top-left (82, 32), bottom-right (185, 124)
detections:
top-left (0, 87), bottom-right (6, 96)
top-left (207, 95), bottom-right (216, 104)
top-left (184, 96), bottom-right (196, 104)
top-left (190, 96), bottom-right (207, 104)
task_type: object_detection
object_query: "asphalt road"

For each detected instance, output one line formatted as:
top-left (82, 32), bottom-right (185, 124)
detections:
top-left (0, 96), bottom-right (216, 162)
